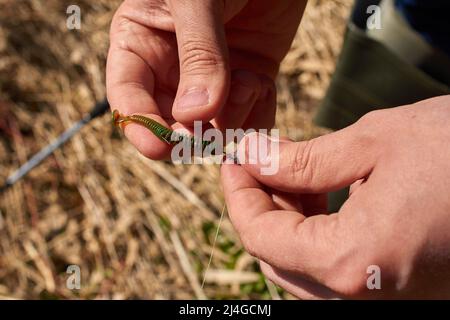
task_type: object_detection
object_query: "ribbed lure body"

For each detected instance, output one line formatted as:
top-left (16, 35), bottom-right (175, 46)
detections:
top-left (112, 110), bottom-right (215, 152)
top-left (126, 114), bottom-right (174, 144)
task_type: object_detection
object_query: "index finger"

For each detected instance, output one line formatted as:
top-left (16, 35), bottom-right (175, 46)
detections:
top-left (106, 7), bottom-right (173, 159)
top-left (107, 47), bottom-right (172, 159)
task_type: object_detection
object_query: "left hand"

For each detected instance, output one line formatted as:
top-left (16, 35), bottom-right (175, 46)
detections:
top-left (221, 95), bottom-right (450, 299)
top-left (106, 0), bottom-right (305, 159)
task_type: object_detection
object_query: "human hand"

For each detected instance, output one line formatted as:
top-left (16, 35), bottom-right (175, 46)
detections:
top-left (221, 95), bottom-right (450, 299)
top-left (107, 0), bottom-right (305, 159)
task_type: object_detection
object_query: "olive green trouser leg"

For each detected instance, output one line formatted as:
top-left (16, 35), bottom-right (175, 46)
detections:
top-left (314, 22), bottom-right (450, 211)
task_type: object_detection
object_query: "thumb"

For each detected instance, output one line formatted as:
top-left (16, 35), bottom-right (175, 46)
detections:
top-left (169, 0), bottom-right (230, 124)
top-left (237, 120), bottom-right (379, 193)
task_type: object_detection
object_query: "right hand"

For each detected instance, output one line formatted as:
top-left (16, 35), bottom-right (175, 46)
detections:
top-left (106, 0), bottom-right (305, 159)
top-left (221, 96), bottom-right (450, 299)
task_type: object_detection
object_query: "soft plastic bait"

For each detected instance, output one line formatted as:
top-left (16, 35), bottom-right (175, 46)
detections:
top-left (112, 109), bottom-right (216, 152)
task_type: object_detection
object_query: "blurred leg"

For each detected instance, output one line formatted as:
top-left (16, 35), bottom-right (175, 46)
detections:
top-left (316, 0), bottom-right (450, 210)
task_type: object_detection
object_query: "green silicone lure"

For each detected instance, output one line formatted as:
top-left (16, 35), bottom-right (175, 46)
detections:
top-left (112, 110), bottom-right (214, 151)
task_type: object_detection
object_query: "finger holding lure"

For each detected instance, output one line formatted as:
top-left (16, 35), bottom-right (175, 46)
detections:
top-left (112, 110), bottom-right (226, 156)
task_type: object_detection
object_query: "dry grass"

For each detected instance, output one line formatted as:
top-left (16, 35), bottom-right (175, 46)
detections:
top-left (0, 0), bottom-right (352, 299)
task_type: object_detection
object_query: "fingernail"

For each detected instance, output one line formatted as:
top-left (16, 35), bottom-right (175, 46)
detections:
top-left (237, 132), bottom-right (272, 165)
top-left (229, 83), bottom-right (254, 105)
top-left (178, 88), bottom-right (209, 109)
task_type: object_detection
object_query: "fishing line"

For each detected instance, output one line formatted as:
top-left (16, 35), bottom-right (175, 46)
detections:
top-left (201, 202), bottom-right (227, 289)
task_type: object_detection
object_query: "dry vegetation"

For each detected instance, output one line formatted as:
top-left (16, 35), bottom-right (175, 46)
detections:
top-left (0, 0), bottom-right (352, 299)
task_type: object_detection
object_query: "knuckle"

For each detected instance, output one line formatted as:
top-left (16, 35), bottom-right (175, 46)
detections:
top-left (119, 0), bottom-right (171, 29)
top-left (111, 15), bottom-right (132, 40)
top-left (110, 18), bottom-right (138, 52)
top-left (180, 39), bottom-right (227, 75)
top-left (324, 254), bottom-right (372, 298)
top-left (114, 15), bottom-right (131, 31)
top-left (315, 219), bottom-right (370, 297)
top-left (322, 240), bottom-right (396, 298)
top-left (356, 109), bottom-right (388, 136)
top-left (351, 110), bottom-right (386, 148)
top-left (357, 109), bottom-right (387, 125)
top-left (140, 0), bottom-right (170, 17)
top-left (289, 140), bottom-right (316, 190)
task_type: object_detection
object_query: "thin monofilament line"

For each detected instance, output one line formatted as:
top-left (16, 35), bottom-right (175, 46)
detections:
top-left (201, 203), bottom-right (226, 289)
